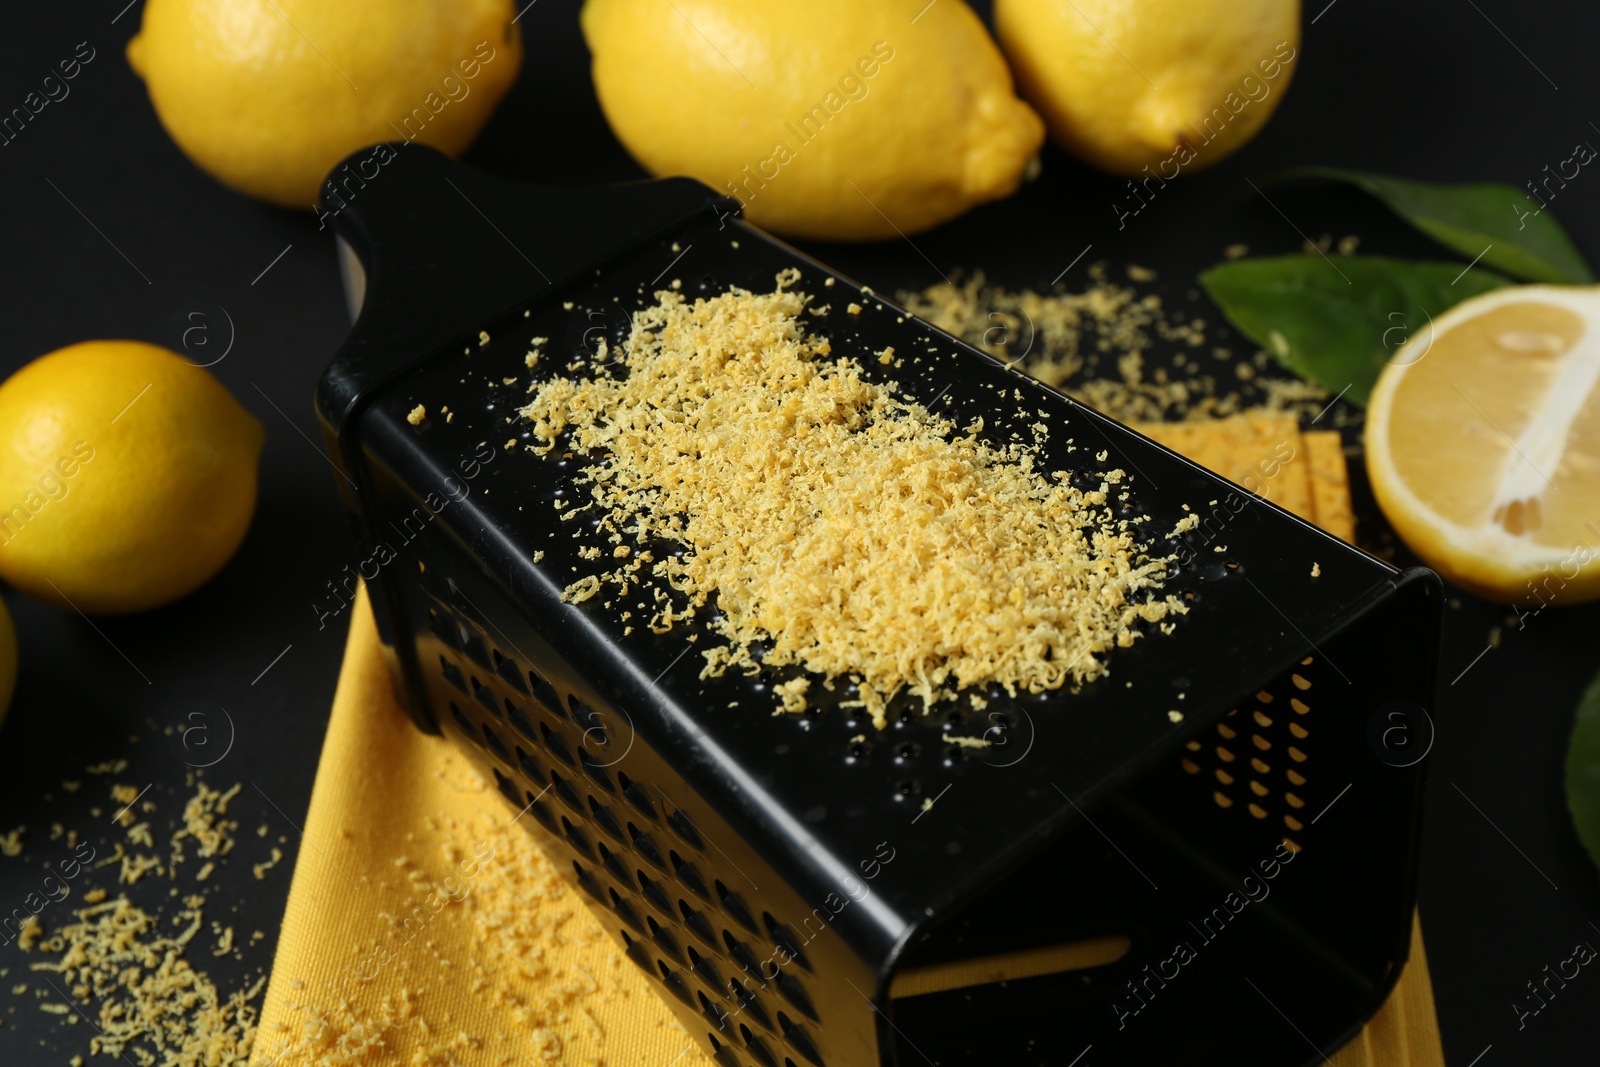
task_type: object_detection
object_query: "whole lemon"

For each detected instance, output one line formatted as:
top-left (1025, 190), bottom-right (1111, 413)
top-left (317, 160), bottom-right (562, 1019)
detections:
top-left (995, 0), bottom-right (1300, 177)
top-left (0, 342), bottom-right (265, 614)
top-left (581, 0), bottom-right (1045, 240)
top-left (126, 0), bottom-right (523, 209)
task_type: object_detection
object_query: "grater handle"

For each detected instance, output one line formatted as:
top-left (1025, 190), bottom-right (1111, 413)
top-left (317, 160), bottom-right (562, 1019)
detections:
top-left (314, 145), bottom-right (735, 734)
top-left (315, 143), bottom-right (734, 441)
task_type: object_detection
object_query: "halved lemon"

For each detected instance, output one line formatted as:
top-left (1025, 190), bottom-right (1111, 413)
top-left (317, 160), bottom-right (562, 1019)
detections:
top-left (1366, 284), bottom-right (1600, 605)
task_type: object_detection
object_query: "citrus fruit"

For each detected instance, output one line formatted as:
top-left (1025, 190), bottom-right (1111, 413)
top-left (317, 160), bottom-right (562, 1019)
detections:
top-left (994, 0), bottom-right (1299, 177)
top-left (0, 341), bottom-right (265, 614)
top-left (1366, 285), bottom-right (1600, 605)
top-left (126, 0), bottom-right (523, 209)
top-left (580, 0), bottom-right (1044, 240)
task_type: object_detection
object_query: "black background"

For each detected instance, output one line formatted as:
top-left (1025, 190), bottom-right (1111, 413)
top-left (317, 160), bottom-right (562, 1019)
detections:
top-left (1, 1), bottom-right (1597, 1064)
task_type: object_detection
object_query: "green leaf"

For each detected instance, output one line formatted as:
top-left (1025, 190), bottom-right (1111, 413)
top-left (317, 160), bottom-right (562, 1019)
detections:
top-left (1199, 255), bottom-right (1512, 406)
top-left (1271, 166), bottom-right (1595, 285)
top-left (1567, 667), bottom-right (1600, 876)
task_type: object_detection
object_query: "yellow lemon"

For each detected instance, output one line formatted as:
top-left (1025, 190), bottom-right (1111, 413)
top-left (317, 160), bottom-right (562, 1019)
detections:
top-left (995, 0), bottom-right (1300, 177)
top-left (581, 0), bottom-right (1044, 240)
top-left (1366, 285), bottom-right (1600, 605)
top-left (0, 341), bottom-right (265, 614)
top-left (126, 0), bottom-right (523, 209)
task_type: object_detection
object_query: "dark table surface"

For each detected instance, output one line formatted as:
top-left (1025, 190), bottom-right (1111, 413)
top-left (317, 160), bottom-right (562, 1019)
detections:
top-left (1, 1), bottom-right (1597, 1064)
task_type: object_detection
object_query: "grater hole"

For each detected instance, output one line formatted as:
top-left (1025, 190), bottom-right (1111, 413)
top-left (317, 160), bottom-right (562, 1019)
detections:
top-left (1291, 698), bottom-right (1310, 714)
top-left (1215, 769), bottom-right (1233, 785)
top-left (689, 946), bottom-right (725, 993)
top-left (1251, 757), bottom-right (1270, 775)
top-left (620, 928), bottom-right (654, 970)
top-left (648, 914), bottom-right (684, 964)
top-left (1285, 814), bottom-right (1305, 831)
top-left (1285, 792), bottom-right (1305, 808)
top-left (731, 978), bottom-right (771, 1028)
top-left (680, 899), bottom-right (719, 948)
top-left (671, 850), bottom-right (709, 897)
top-left (657, 960), bottom-right (694, 1005)
top-left (619, 772), bottom-right (658, 819)
top-left (1181, 758), bottom-right (1200, 774)
top-left (716, 880), bottom-right (759, 933)
top-left (1288, 746), bottom-right (1308, 763)
top-left (549, 770), bottom-right (582, 812)
top-left (1256, 690), bottom-right (1274, 703)
top-left (471, 676), bottom-right (499, 716)
top-left (762, 912), bottom-right (811, 972)
top-left (1251, 734), bottom-right (1271, 751)
top-left (666, 805), bottom-right (705, 850)
top-left (895, 779), bottom-right (922, 799)
top-left (461, 630), bottom-right (491, 670)
top-left (742, 1025), bottom-right (779, 1067)
top-left (540, 721), bottom-right (575, 765)
top-left (1216, 745), bottom-right (1236, 763)
top-left (440, 657), bottom-right (468, 694)
top-left (482, 725), bottom-right (510, 762)
top-left (1253, 710), bottom-right (1273, 728)
top-left (527, 669), bottom-right (563, 715)
top-left (597, 840), bottom-right (631, 884)
top-left (1289, 722), bottom-right (1309, 739)
top-left (1247, 803), bottom-right (1268, 819)
top-left (573, 859), bottom-right (606, 902)
top-left (773, 970), bottom-right (817, 1021)
top-left (580, 749), bottom-right (616, 792)
top-left (1217, 723), bottom-right (1237, 740)
top-left (1213, 791), bottom-right (1233, 808)
top-left (1185, 739), bottom-right (1202, 752)
top-left (506, 700), bottom-right (536, 739)
top-left (778, 1011), bottom-right (825, 1064)
top-left (708, 1033), bottom-right (742, 1067)
top-left (526, 791), bottom-right (556, 832)
top-left (492, 767), bottom-right (520, 807)
top-left (638, 869), bottom-right (673, 914)
top-left (449, 702), bottom-right (478, 742)
top-left (1291, 673), bottom-right (1312, 690)
top-left (894, 741), bottom-right (920, 761)
top-left (698, 989), bottom-right (730, 1031)
top-left (725, 933), bottom-right (767, 987)
top-left (1287, 769), bottom-right (1307, 786)
top-left (517, 747), bottom-right (546, 785)
top-left (561, 816), bottom-right (593, 858)
top-left (610, 887), bottom-right (645, 933)
top-left (492, 648), bottom-right (529, 694)
top-left (630, 823), bottom-right (666, 868)
top-left (570, 694), bottom-right (603, 731)
top-left (1249, 781), bottom-right (1268, 797)
top-left (589, 796), bottom-right (626, 841)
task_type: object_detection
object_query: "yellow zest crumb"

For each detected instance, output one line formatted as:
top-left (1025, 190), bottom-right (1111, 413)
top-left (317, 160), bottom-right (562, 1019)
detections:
top-left (847, 302), bottom-right (862, 315)
top-left (941, 733), bottom-right (992, 749)
top-left (406, 404), bottom-right (426, 426)
top-left (1311, 562), bottom-right (1321, 578)
top-left (252, 848), bottom-right (283, 881)
top-left (478, 330), bottom-right (491, 347)
top-left (1168, 710), bottom-right (1184, 723)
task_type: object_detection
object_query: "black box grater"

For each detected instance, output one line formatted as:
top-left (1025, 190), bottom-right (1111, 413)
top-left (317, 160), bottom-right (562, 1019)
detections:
top-left (316, 146), bottom-right (1443, 1067)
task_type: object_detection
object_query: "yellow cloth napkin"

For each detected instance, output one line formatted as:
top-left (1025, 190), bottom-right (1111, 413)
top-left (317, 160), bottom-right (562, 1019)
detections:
top-left (254, 414), bottom-right (1442, 1066)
